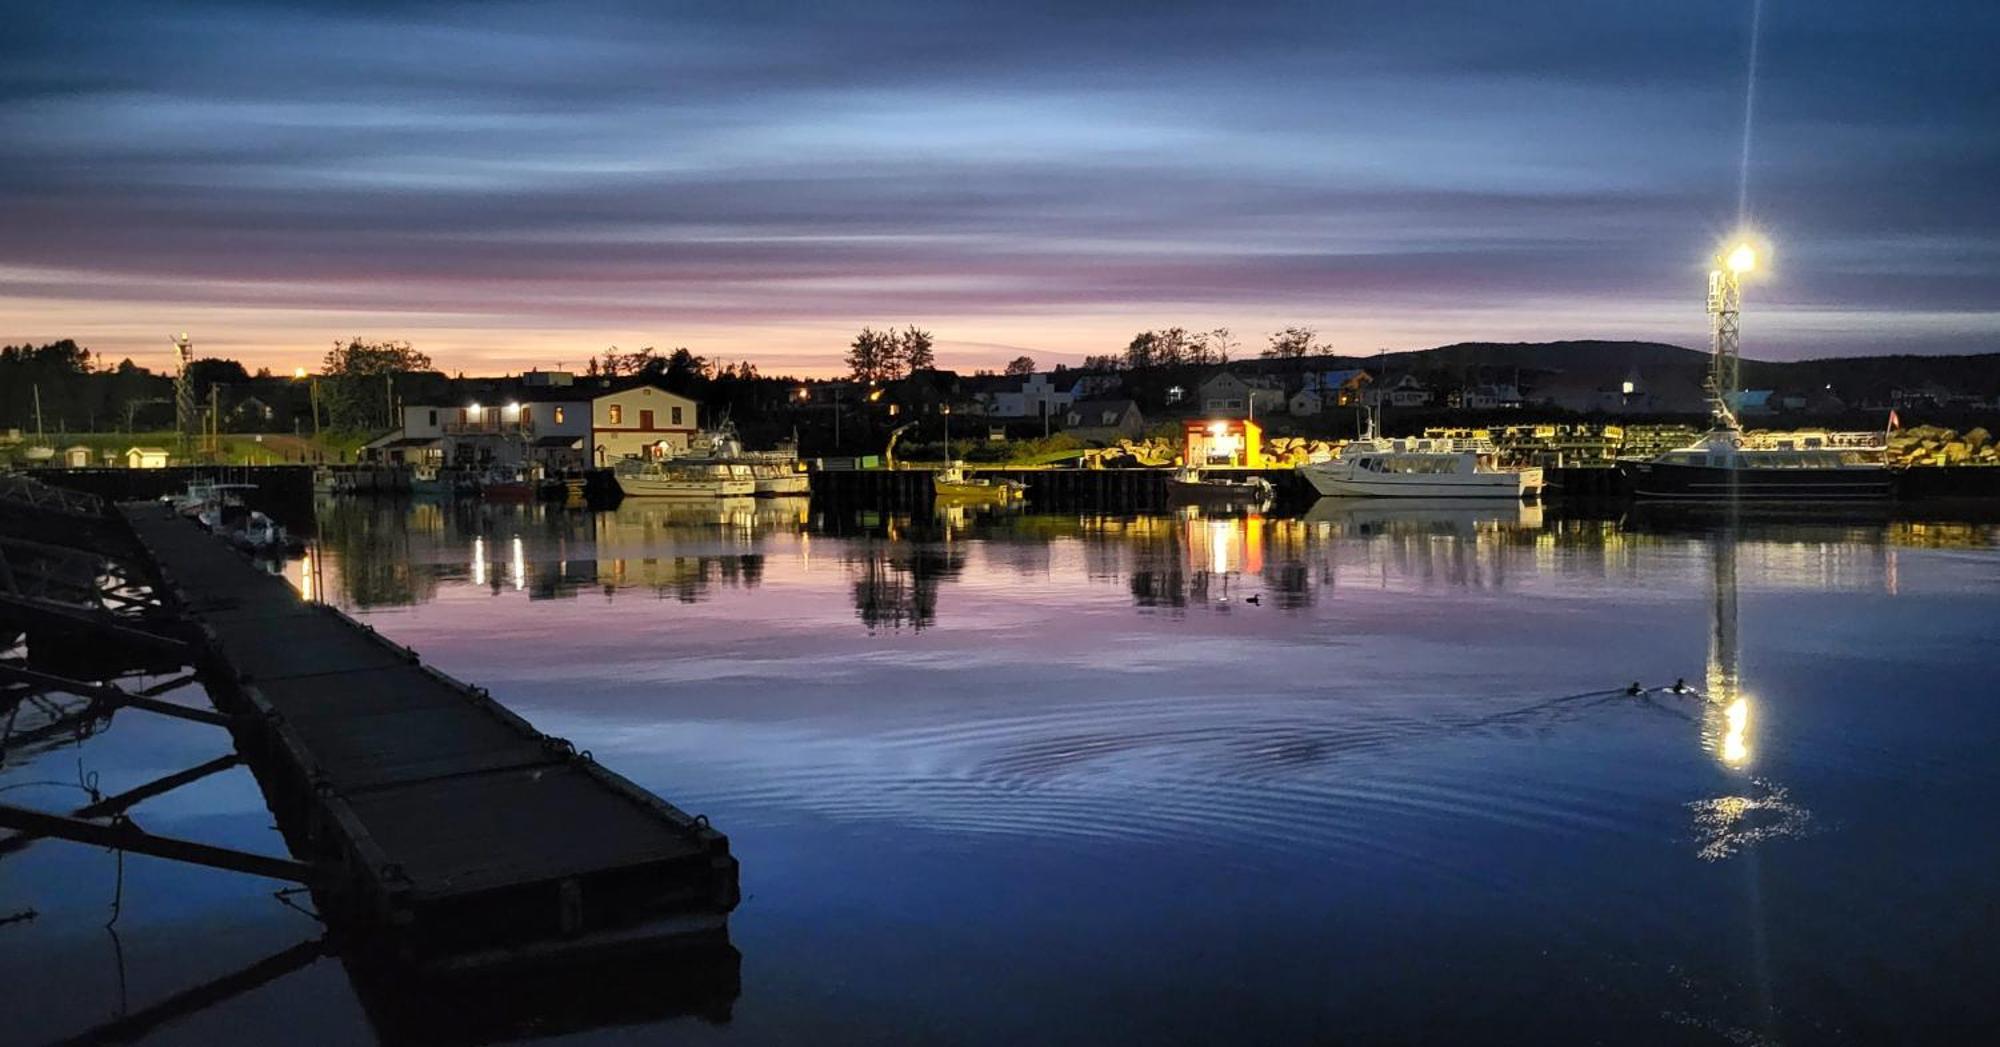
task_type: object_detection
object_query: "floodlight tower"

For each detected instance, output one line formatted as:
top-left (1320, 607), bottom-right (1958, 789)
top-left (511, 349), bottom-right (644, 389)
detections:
top-left (1704, 242), bottom-right (1757, 431)
top-left (172, 332), bottom-right (196, 453)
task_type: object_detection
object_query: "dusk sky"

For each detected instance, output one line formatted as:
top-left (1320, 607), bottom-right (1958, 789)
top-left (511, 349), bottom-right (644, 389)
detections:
top-left (3, 0), bottom-right (1995, 377)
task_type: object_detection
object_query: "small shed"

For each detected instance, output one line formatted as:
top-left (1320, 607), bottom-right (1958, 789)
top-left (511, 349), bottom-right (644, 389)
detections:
top-left (1183, 418), bottom-right (1264, 468)
top-left (125, 446), bottom-right (170, 469)
top-left (62, 445), bottom-right (92, 468)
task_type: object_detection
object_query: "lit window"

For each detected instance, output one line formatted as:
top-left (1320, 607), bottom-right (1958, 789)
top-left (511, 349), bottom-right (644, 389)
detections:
top-left (609, 404), bottom-right (622, 425)
top-left (554, 407), bottom-right (564, 424)
top-left (522, 406), bottom-right (532, 424)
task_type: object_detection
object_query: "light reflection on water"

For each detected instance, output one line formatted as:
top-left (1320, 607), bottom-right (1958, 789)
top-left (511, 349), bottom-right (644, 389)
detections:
top-left (7, 497), bottom-right (2000, 1043)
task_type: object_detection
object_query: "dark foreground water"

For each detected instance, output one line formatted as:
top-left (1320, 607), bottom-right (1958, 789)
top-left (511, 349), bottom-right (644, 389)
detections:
top-left (6, 496), bottom-right (2000, 1044)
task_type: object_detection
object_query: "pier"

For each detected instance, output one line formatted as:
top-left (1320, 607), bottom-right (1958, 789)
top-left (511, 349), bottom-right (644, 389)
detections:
top-left (1, 482), bottom-right (738, 978)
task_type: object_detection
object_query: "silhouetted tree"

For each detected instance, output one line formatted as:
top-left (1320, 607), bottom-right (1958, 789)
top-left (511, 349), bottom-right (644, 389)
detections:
top-left (1004, 355), bottom-right (1037, 376)
top-left (1264, 326), bottom-right (1320, 359)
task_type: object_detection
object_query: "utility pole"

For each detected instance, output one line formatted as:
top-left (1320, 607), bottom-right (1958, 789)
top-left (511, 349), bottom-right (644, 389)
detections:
top-left (1706, 241), bottom-right (1756, 431)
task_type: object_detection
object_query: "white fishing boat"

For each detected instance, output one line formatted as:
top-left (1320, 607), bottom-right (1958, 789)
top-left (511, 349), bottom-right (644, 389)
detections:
top-left (614, 457), bottom-right (756, 498)
top-left (677, 422), bottom-right (812, 496)
top-left (1298, 413), bottom-right (1541, 500)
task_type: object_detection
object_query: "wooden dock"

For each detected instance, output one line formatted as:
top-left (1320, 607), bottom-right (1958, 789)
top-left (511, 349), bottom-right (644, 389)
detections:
top-left (118, 501), bottom-right (738, 974)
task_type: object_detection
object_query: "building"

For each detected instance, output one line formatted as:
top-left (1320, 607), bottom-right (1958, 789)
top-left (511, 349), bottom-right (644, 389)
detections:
top-left (1460, 384), bottom-right (1524, 410)
top-left (1198, 371), bottom-right (1285, 416)
top-left (1288, 388), bottom-right (1323, 417)
top-left (1061, 399), bottom-right (1146, 440)
top-left (1183, 418), bottom-right (1264, 467)
top-left (593, 383), bottom-right (700, 464)
top-left (61, 445), bottom-right (91, 468)
top-left (124, 446), bottom-right (170, 469)
top-left (1314, 369), bottom-right (1372, 407)
top-left (982, 373), bottom-right (1077, 419)
top-left (369, 390), bottom-right (595, 471)
top-left (1369, 374), bottom-right (1433, 408)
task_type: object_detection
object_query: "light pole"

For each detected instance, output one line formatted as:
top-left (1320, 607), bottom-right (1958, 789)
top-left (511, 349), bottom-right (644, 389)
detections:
top-left (1706, 239), bottom-right (1759, 430)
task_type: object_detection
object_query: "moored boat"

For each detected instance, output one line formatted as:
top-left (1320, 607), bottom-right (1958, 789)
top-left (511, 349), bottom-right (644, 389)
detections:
top-left (1620, 238), bottom-right (1892, 503)
top-left (1618, 431), bottom-right (1891, 501)
top-left (614, 457), bottom-right (757, 498)
top-left (933, 462), bottom-right (1025, 503)
top-left (1165, 466), bottom-right (1274, 506)
top-left (1298, 427), bottom-right (1541, 500)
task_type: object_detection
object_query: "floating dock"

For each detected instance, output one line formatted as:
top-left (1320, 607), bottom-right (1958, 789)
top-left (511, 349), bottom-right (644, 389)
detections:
top-left (17, 498), bottom-right (738, 975)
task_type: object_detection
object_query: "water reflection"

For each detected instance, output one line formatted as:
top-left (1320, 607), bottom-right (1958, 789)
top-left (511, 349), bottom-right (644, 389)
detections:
top-left (299, 496), bottom-right (2000, 627)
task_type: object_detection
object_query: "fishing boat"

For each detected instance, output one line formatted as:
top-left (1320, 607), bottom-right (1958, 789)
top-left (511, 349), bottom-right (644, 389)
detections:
top-left (614, 457), bottom-right (757, 498)
top-left (1165, 466), bottom-right (1275, 506)
top-left (1298, 412), bottom-right (1541, 500)
top-left (678, 422), bottom-right (812, 496)
top-left (933, 462), bottom-right (1025, 503)
top-left (1619, 239), bottom-right (1892, 502)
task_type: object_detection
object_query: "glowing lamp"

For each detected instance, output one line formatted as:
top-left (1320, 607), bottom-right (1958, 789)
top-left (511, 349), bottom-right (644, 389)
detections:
top-left (292, 366), bottom-right (308, 379)
top-left (1726, 243), bottom-right (1757, 274)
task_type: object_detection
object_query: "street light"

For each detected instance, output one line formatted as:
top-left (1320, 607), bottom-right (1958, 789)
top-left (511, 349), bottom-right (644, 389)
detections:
top-left (1726, 242), bottom-right (1757, 274)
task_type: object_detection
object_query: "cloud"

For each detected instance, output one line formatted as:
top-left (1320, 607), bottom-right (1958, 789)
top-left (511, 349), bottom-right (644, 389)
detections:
top-left (1, 0), bottom-right (1995, 372)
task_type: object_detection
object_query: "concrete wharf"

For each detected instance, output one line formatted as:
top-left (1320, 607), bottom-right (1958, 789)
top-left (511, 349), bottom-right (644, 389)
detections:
top-left (4, 489), bottom-right (737, 977)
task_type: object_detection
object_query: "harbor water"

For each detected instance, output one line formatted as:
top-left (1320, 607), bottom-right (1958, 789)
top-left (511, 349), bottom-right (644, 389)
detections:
top-left (6, 496), bottom-right (2000, 1043)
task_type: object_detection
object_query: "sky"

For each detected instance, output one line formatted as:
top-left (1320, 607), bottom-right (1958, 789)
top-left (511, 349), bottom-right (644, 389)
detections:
top-left (2, 0), bottom-right (1996, 377)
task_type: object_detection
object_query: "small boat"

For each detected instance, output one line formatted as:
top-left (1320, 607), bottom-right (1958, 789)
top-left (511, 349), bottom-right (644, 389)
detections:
top-left (933, 462), bottom-right (1025, 503)
top-left (1297, 414), bottom-right (1541, 500)
top-left (614, 457), bottom-right (757, 498)
top-left (478, 467), bottom-right (537, 501)
top-left (1165, 466), bottom-right (1274, 506)
top-left (409, 462), bottom-right (448, 497)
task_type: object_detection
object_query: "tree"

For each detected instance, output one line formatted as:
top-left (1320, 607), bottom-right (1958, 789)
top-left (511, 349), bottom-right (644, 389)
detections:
top-left (594, 345), bottom-right (658, 377)
top-left (1123, 331), bottom-right (1160, 370)
top-left (847, 327), bottom-right (899, 383)
top-left (1080, 354), bottom-right (1124, 372)
top-left (897, 325), bottom-right (936, 373)
top-left (1205, 327), bottom-right (1237, 365)
top-left (1264, 326), bottom-right (1319, 359)
top-left (320, 338), bottom-right (432, 431)
top-left (1004, 355), bottom-right (1037, 377)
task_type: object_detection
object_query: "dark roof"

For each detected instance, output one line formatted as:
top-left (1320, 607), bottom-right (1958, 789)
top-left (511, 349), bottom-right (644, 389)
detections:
top-left (534, 435), bottom-right (583, 448)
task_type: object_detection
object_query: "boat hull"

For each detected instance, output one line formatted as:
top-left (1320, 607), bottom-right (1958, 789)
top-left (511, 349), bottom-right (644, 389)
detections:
top-left (1619, 460), bottom-right (1893, 501)
top-left (753, 472), bottom-right (812, 497)
top-left (934, 481), bottom-right (1023, 503)
top-left (617, 476), bottom-right (758, 498)
top-left (1298, 465), bottom-right (1537, 500)
top-left (1166, 478), bottom-right (1272, 505)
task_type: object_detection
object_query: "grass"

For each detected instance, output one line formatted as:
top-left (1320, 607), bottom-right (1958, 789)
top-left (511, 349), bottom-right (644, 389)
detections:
top-left (0, 429), bottom-right (377, 468)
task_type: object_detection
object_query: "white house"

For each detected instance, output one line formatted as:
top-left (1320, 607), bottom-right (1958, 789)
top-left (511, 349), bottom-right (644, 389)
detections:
top-left (984, 374), bottom-right (1077, 419)
top-left (593, 383), bottom-right (700, 464)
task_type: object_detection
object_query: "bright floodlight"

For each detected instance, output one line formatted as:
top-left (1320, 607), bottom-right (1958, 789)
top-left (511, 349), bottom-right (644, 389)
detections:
top-left (292, 366), bottom-right (308, 379)
top-left (1726, 242), bottom-right (1757, 274)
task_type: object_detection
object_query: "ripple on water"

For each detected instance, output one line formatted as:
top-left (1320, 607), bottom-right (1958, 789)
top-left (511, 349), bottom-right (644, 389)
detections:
top-left (674, 684), bottom-right (1683, 877)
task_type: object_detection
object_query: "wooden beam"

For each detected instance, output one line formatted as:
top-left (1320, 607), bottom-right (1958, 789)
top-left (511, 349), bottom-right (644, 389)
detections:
top-left (0, 665), bottom-right (225, 727)
top-left (0, 592), bottom-right (191, 657)
top-left (53, 937), bottom-right (327, 1046)
top-left (0, 803), bottom-right (317, 884)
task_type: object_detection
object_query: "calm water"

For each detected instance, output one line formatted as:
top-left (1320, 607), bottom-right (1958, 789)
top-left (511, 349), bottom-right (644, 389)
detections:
top-left (7, 496), bottom-right (2000, 1044)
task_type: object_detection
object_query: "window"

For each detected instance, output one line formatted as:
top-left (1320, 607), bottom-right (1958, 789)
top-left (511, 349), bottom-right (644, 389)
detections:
top-left (428, 409), bottom-right (438, 426)
top-left (671, 406), bottom-right (683, 425)
top-left (554, 407), bottom-right (565, 424)
top-left (608, 404), bottom-right (623, 425)
top-left (522, 406), bottom-right (532, 424)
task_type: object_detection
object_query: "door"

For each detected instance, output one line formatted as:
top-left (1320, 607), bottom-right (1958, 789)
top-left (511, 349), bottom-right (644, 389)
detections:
top-left (641, 409), bottom-right (655, 429)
